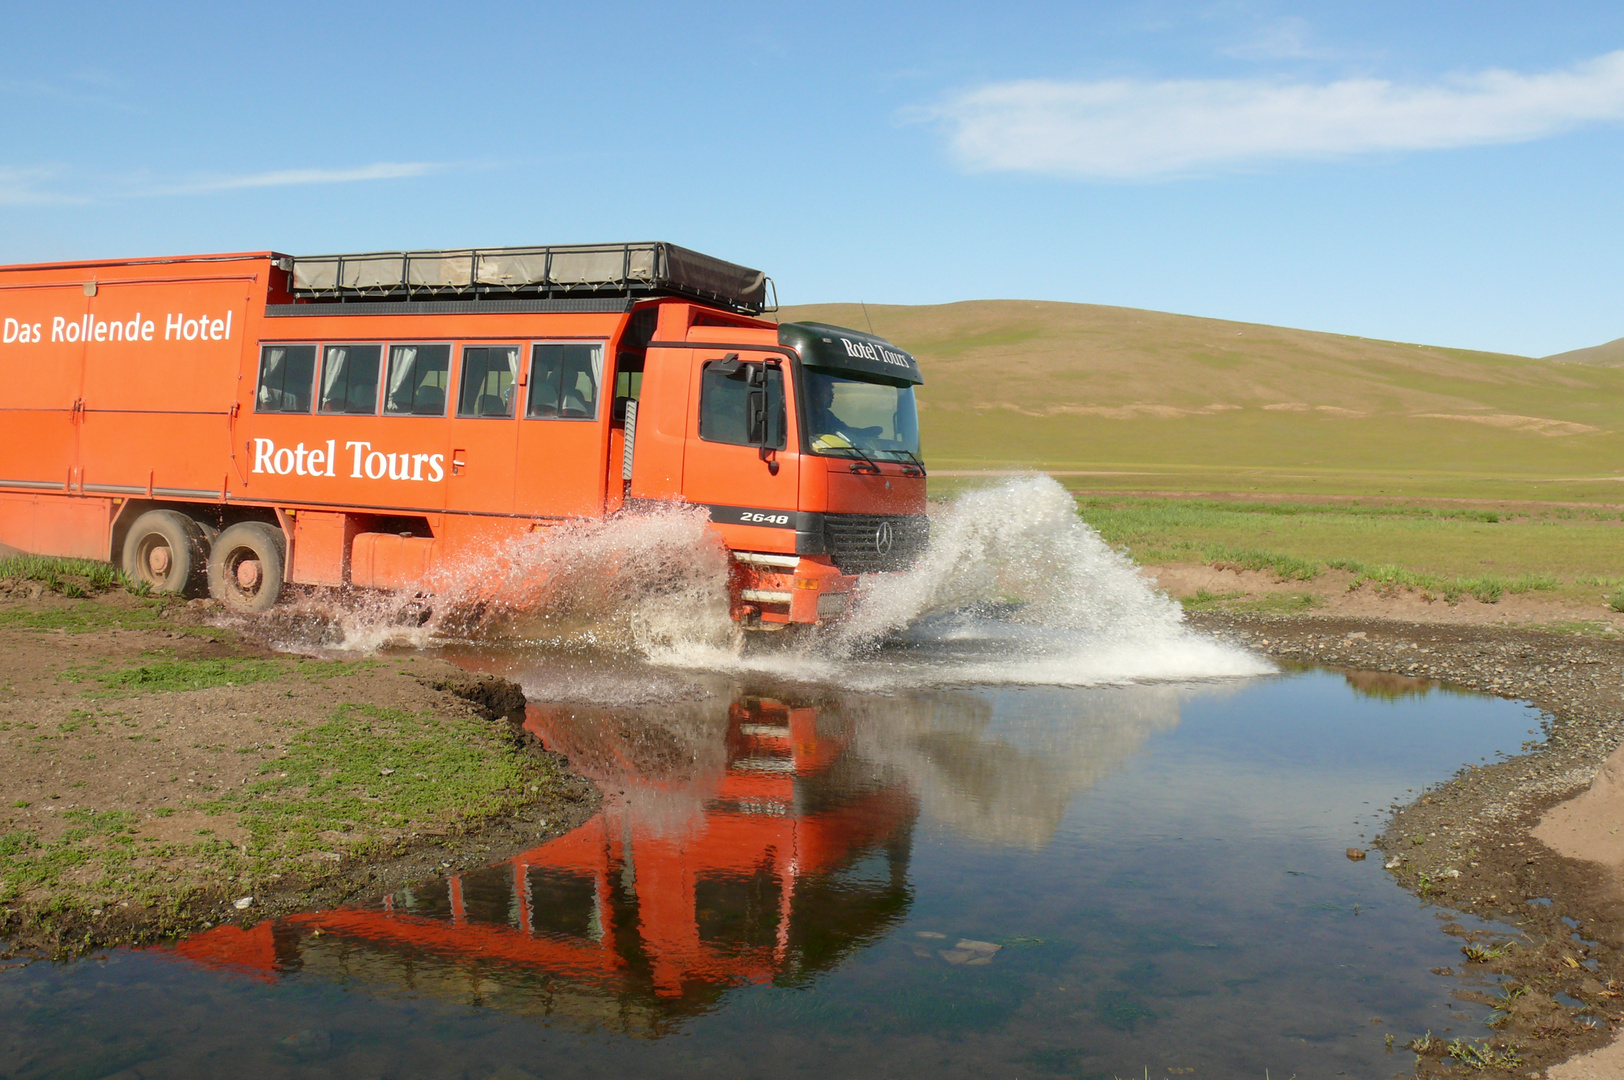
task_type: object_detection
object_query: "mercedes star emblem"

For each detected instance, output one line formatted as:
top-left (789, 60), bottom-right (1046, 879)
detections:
top-left (873, 520), bottom-right (895, 556)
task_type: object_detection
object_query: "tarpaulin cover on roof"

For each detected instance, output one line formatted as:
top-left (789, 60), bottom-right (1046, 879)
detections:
top-left (291, 242), bottom-right (770, 313)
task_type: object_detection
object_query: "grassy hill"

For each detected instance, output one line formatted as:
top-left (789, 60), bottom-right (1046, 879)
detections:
top-left (1546, 337), bottom-right (1624, 366)
top-left (777, 301), bottom-right (1624, 502)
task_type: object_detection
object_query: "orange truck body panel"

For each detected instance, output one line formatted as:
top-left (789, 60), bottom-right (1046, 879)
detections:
top-left (0, 248), bottom-right (928, 624)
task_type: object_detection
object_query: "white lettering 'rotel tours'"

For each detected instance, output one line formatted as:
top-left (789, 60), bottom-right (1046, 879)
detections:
top-left (839, 336), bottom-right (911, 369)
top-left (251, 438), bottom-right (445, 483)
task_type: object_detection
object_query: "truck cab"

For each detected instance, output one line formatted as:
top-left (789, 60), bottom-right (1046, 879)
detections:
top-left (627, 306), bottom-right (928, 629)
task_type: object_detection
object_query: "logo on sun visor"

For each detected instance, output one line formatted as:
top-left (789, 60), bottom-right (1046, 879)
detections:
top-left (873, 521), bottom-right (895, 556)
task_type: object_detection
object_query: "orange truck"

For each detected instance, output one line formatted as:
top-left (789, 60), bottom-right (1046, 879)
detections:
top-left (0, 243), bottom-right (927, 628)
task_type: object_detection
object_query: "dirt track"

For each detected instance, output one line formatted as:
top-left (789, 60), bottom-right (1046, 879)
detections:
top-left (1192, 612), bottom-right (1624, 1077)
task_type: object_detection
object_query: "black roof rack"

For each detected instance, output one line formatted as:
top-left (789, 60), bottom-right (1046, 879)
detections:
top-left (287, 242), bottom-right (774, 315)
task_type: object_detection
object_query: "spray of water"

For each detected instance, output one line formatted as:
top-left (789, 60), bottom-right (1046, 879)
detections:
top-left (648, 476), bottom-right (1268, 686)
top-left (836, 476), bottom-right (1183, 646)
top-left (259, 504), bottom-right (736, 655)
top-left (256, 476), bottom-right (1266, 688)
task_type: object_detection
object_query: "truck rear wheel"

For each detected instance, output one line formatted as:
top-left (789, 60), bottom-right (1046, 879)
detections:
top-left (121, 510), bottom-right (207, 596)
top-left (208, 522), bottom-right (286, 613)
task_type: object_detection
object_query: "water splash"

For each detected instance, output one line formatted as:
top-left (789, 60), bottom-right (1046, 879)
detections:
top-left (836, 476), bottom-right (1184, 646)
top-left (255, 475), bottom-right (1267, 688)
top-left (666, 475), bottom-right (1270, 688)
top-left (258, 504), bottom-right (736, 655)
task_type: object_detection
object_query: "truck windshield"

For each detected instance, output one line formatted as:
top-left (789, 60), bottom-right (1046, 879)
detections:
top-left (803, 370), bottom-right (921, 463)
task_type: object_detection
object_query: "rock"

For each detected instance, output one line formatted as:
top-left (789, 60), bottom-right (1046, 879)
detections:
top-left (1346, 848), bottom-right (1367, 861)
top-left (939, 949), bottom-right (974, 964)
top-left (956, 939), bottom-right (1002, 955)
top-left (915, 931), bottom-right (946, 939)
top-left (233, 896), bottom-right (253, 910)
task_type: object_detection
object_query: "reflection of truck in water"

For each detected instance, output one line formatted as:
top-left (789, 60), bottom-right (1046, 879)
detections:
top-left (161, 695), bottom-right (916, 1032)
top-left (0, 243), bottom-right (927, 628)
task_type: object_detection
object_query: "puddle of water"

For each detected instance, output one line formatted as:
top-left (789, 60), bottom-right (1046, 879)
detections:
top-left (0, 664), bottom-right (1542, 1080)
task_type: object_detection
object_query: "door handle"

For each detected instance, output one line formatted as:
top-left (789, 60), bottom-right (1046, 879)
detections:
top-left (451, 450), bottom-right (467, 476)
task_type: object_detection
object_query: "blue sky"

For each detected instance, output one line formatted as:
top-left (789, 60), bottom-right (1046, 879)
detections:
top-left (4, 2), bottom-right (1622, 356)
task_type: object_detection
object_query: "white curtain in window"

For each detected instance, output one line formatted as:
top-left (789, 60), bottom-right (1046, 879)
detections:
top-left (322, 346), bottom-right (349, 408)
top-left (387, 345), bottom-right (417, 410)
top-left (259, 347), bottom-right (287, 405)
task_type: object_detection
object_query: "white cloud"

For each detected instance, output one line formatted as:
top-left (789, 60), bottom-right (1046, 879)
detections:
top-left (0, 167), bottom-right (86, 206)
top-left (927, 51), bottom-right (1624, 178)
top-left (0, 161), bottom-right (446, 206)
top-left (150, 162), bottom-right (444, 195)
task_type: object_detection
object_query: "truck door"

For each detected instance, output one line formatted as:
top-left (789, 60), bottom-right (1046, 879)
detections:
top-left (512, 341), bottom-right (609, 518)
top-left (444, 343), bottom-right (519, 516)
top-left (680, 350), bottom-right (800, 552)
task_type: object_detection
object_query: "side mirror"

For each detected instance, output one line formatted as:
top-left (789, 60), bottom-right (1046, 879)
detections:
top-left (746, 387), bottom-right (780, 475)
top-left (746, 388), bottom-right (767, 444)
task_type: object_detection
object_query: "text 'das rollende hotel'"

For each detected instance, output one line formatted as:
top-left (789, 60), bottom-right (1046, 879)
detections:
top-left (2, 310), bottom-right (233, 345)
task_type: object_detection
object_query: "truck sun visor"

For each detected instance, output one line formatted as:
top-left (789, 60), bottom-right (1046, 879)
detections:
top-left (291, 242), bottom-right (772, 315)
top-left (778, 322), bottom-right (923, 386)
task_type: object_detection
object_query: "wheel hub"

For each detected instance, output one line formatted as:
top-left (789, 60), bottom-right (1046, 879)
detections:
top-left (147, 546), bottom-right (171, 576)
top-left (236, 559), bottom-right (262, 590)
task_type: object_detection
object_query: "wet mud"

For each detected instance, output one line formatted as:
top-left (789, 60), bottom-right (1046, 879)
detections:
top-left (1196, 612), bottom-right (1624, 1075)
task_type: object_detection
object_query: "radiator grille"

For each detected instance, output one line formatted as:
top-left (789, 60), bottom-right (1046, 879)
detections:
top-left (822, 513), bottom-right (929, 574)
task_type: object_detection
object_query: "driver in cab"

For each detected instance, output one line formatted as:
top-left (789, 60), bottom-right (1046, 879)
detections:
top-left (808, 378), bottom-right (880, 451)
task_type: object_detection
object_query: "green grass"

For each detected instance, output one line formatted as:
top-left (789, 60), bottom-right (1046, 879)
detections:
top-left (205, 702), bottom-right (552, 869)
top-left (0, 810), bottom-right (141, 905)
top-left (1181, 589), bottom-right (1322, 614)
top-left (91, 658), bottom-right (290, 694)
top-left (0, 554), bottom-right (194, 633)
top-left (0, 555), bottom-right (127, 592)
top-left (1, 700), bottom-right (556, 934)
top-left (0, 601), bottom-right (173, 634)
top-left (1072, 495), bottom-right (1601, 602)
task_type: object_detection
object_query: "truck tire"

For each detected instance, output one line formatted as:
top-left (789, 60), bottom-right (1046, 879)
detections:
top-left (208, 522), bottom-right (286, 613)
top-left (121, 510), bottom-right (207, 596)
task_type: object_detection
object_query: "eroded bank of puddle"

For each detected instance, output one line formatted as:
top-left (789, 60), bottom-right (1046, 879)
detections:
top-left (0, 653), bottom-right (1545, 1080)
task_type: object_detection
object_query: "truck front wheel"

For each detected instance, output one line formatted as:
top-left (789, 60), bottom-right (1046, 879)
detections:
top-left (208, 522), bottom-right (287, 613)
top-left (121, 510), bottom-right (207, 596)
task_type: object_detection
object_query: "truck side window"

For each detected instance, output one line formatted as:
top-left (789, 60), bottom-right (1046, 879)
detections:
top-left (255, 344), bottom-right (317, 413)
top-left (318, 344), bottom-right (382, 415)
top-left (526, 343), bottom-right (603, 420)
top-left (699, 362), bottom-right (786, 449)
top-left (457, 345), bottom-right (520, 418)
top-left (384, 343), bottom-right (451, 416)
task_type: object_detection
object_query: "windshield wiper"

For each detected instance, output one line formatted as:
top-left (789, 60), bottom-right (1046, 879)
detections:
top-left (839, 442), bottom-right (882, 475)
top-left (896, 450), bottom-right (927, 477)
